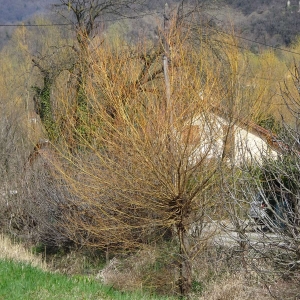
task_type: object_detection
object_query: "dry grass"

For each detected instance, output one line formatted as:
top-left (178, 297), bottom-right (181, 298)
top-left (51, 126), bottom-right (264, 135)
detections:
top-left (97, 247), bottom-right (178, 295)
top-left (0, 234), bottom-right (46, 270)
top-left (196, 273), bottom-right (273, 300)
top-left (98, 249), bottom-right (157, 291)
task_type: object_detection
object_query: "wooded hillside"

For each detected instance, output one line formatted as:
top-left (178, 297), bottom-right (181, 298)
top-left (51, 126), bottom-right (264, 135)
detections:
top-left (222, 0), bottom-right (300, 46)
top-left (0, 0), bottom-right (300, 49)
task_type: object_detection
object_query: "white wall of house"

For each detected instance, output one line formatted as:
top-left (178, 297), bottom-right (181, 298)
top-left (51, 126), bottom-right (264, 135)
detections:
top-left (184, 114), bottom-right (226, 165)
top-left (183, 113), bottom-right (278, 166)
top-left (234, 126), bottom-right (278, 165)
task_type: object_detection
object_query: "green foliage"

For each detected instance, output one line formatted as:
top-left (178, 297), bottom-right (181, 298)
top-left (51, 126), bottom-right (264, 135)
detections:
top-left (139, 243), bottom-right (179, 295)
top-left (31, 243), bottom-right (46, 255)
top-left (32, 77), bottom-right (59, 141)
top-left (257, 114), bottom-right (282, 134)
top-left (191, 280), bottom-right (204, 294)
top-left (0, 259), bottom-right (174, 300)
top-left (260, 155), bottom-right (300, 193)
top-left (0, 259), bottom-right (106, 300)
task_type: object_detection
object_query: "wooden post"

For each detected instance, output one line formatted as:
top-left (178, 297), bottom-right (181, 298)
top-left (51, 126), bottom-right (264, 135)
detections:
top-left (163, 3), bottom-right (171, 122)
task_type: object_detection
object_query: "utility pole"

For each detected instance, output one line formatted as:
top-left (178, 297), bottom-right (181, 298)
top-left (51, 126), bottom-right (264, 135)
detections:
top-left (163, 3), bottom-right (171, 122)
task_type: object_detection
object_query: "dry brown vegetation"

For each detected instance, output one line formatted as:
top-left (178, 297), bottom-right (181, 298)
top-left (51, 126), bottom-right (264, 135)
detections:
top-left (1, 1), bottom-right (300, 299)
top-left (0, 234), bottom-right (46, 269)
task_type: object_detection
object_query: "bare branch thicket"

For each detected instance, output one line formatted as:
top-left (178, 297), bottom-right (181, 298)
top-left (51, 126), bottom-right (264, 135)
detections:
top-left (221, 65), bottom-right (300, 299)
top-left (0, 36), bottom-right (37, 235)
top-left (21, 149), bottom-right (76, 251)
top-left (0, 115), bottom-right (62, 249)
top-left (0, 106), bottom-right (26, 230)
top-left (0, 24), bottom-right (77, 248)
top-left (0, 108), bottom-right (73, 249)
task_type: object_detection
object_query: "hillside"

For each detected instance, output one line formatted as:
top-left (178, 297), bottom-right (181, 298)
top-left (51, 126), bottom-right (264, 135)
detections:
top-left (0, 0), bottom-right (299, 49)
top-left (0, 0), bottom-right (56, 48)
top-left (0, 0), bottom-right (54, 23)
top-left (220, 0), bottom-right (300, 46)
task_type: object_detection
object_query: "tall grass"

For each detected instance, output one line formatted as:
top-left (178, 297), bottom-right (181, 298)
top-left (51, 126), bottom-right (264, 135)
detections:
top-left (0, 234), bottom-right (46, 269)
top-left (0, 235), bottom-right (175, 300)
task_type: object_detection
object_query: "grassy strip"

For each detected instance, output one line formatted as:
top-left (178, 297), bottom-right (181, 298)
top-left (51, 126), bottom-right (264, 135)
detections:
top-left (0, 259), bottom-right (175, 300)
top-left (0, 235), bottom-right (176, 299)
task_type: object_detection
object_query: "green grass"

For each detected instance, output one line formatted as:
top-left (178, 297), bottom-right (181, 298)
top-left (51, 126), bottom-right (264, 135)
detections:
top-left (0, 259), bottom-right (175, 300)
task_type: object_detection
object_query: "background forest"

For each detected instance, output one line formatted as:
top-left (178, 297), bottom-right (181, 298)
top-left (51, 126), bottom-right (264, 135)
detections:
top-left (0, 0), bottom-right (300, 48)
top-left (1, 0), bottom-right (300, 299)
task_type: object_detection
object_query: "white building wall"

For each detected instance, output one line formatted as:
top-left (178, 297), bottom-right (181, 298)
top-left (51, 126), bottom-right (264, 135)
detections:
top-left (234, 126), bottom-right (278, 165)
top-left (187, 114), bottom-right (226, 164)
top-left (184, 113), bottom-right (278, 166)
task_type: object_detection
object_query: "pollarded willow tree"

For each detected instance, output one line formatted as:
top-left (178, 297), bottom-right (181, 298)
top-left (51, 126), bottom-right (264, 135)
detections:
top-left (54, 25), bottom-right (264, 297)
top-left (46, 3), bottom-right (271, 293)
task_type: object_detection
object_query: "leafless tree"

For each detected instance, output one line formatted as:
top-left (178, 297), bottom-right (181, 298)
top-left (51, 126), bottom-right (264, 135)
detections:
top-left (220, 65), bottom-right (300, 299)
top-left (50, 15), bottom-right (259, 295)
